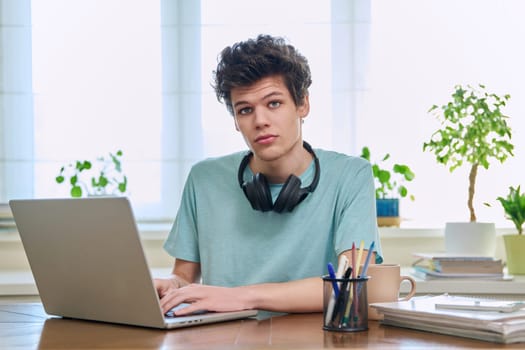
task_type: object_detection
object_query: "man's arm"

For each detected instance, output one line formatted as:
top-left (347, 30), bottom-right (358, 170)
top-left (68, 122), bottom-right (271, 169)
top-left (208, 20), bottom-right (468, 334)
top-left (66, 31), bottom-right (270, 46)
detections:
top-left (155, 258), bottom-right (320, 314)
top-left (234, 250), bottom-right (375, 314)
top-left (158, 275), bottom-right (323, 315)
top-left (155, 251), bottom-right (375, 315)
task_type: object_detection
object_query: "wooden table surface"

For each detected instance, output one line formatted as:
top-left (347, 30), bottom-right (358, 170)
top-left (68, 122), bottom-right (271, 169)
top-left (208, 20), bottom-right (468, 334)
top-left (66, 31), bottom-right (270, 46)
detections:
top-left (1, 303), bottom-right (524, 349)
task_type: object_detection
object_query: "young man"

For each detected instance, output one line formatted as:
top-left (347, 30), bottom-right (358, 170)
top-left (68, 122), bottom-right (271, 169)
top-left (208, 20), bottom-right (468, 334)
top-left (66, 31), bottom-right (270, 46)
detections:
top-left (154, 35), bottom-right (382, 316)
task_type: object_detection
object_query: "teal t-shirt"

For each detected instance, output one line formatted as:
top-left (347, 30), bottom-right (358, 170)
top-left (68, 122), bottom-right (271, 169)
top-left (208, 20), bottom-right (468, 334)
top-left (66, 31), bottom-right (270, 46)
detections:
top-left (163, 148), bottom-right (383, 287)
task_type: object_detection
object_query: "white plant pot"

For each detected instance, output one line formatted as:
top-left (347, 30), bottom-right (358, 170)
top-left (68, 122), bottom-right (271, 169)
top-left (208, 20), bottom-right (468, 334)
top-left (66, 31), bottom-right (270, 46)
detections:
top-left (444, 222), bottom-right (496, 257)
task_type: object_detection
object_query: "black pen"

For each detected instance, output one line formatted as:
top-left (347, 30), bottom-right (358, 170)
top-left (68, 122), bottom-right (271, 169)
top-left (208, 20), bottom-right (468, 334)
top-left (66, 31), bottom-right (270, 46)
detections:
top-left (330, 267), bottom-right (352, 325)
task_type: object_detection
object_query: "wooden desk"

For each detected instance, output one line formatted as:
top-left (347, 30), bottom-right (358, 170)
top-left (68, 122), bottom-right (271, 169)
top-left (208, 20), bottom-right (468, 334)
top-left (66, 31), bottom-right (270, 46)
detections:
top-left (1, 303), bottom-right (523, 349)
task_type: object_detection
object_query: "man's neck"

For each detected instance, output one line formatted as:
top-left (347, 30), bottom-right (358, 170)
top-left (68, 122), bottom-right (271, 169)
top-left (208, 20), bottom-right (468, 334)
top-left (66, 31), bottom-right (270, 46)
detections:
top-left (251, 142), bottom-right (313, 184)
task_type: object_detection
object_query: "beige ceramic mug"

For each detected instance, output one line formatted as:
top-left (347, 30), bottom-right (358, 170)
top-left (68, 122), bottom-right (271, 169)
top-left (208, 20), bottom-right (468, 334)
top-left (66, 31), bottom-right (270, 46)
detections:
top-left (364, 263), bottom-right (416, 320)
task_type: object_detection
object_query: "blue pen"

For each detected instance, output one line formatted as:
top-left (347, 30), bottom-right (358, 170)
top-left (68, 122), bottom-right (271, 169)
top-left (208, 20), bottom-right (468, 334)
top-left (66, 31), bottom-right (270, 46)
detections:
top-left (324, 256), bottom-right (348, 326)
top-left (327, 262), bottom-right (340, 297)
top-left (359, 241), bottom-right (375, 277)
top-left (350, 241), bottom-right (375, 325)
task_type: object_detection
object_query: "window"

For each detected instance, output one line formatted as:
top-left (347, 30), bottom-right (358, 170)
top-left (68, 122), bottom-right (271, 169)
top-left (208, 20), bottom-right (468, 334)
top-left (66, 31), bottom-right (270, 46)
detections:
top-left (3, 0), bottom-right (523, 227)
top-left (31, 0), bottom-right (164, 219)
top-left (361, 0), bottom-right (525, 227)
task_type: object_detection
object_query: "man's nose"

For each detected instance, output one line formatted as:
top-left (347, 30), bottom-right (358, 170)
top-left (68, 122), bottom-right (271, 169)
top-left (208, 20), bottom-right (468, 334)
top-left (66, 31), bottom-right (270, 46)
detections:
top-left (253, 108), bottom-right (270, 126)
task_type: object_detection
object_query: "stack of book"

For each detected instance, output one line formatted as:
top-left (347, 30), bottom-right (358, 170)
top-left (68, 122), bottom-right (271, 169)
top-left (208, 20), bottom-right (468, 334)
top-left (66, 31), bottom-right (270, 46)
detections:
top-left (371, 294), bottom-right (525, 343)
top-left (412, 252), bottom-right (507, 280)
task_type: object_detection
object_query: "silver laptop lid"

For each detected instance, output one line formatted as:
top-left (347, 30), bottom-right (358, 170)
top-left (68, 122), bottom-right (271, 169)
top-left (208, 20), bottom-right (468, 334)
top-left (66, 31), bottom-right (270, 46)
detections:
top-left (10, 197), bottom-right (258, 329)
top-left (10, 197), bottom-right (169, 328)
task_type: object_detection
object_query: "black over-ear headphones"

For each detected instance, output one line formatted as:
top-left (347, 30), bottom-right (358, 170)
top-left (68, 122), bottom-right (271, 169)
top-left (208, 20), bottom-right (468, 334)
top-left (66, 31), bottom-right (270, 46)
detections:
top-left (237, 141), bottom-right (320, 213)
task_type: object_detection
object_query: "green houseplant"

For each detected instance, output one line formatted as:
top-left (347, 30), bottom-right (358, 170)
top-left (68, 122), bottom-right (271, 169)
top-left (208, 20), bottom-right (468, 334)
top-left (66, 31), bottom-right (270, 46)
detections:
top-left (496, 185), bottom-right (525, 274)
top-left (424, 84), bottom-right (514, 255)
top-left (56, 150), bottom-right (128, 197)
top-left (360, 146), bottom-right (415, 227)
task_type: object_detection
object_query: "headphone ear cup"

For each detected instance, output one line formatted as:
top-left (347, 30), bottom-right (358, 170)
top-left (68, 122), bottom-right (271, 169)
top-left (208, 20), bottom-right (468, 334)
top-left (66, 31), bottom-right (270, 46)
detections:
top-left (238, 141), bottom-right (319, 213)
top-left (273, 175), bottom-right (303, 213)
top-left (243, 173), bottom-right (273, 212)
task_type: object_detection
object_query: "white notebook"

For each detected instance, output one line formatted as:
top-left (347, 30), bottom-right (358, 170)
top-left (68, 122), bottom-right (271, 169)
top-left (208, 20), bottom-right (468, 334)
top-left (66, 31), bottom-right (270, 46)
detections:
top-left (371, 294), bottom-right (525, 344)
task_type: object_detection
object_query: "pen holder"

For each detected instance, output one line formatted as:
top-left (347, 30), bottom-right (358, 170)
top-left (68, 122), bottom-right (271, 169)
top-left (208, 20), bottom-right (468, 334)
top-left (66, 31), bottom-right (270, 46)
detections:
top-left (322, 275), bottom-right (369, 332)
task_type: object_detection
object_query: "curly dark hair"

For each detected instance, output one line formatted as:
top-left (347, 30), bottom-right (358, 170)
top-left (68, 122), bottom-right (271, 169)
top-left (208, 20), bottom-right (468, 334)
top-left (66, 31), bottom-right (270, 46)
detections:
top-left (213, 34), bottom-right (312, 115)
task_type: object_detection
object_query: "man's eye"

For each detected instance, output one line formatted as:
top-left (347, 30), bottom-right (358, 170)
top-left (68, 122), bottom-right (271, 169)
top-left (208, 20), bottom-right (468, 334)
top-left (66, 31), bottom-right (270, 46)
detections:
top-left (238, 107), bottom-right (252, 115)
top-left (269, 101), bottom-right (281, 108)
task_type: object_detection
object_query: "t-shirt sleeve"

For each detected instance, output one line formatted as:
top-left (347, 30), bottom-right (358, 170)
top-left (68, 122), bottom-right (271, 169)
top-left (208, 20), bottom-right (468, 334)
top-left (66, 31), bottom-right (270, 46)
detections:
top-left (163, 168), bottom-right (201, 263)
top-left (332, 159), bottom-right (383, 263)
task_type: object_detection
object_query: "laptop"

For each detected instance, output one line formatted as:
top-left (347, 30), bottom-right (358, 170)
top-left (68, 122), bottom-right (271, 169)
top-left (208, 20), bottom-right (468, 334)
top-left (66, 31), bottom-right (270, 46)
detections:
top-left (9, 197), bottom-right (257, 329)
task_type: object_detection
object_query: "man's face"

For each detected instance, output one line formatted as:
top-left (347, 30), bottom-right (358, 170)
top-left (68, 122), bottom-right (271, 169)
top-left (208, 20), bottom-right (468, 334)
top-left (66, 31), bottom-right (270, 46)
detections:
top-left (231, 75), bottom-right (309, 163)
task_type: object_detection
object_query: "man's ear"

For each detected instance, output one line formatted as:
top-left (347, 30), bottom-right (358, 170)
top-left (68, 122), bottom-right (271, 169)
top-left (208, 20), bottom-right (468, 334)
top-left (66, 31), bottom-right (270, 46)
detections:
top-left (298, 95), bottom-right (310, 119)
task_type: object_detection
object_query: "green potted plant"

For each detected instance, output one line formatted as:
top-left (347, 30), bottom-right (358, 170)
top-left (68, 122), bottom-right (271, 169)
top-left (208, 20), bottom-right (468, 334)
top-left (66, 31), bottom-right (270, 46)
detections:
top-left (360, 146), bottom-right (415, 227)
top-left (424, 84), bottom-right (514, 256)
top-left (56, 150), bottom-right (128, 197)
top-left (496, 185), bottom-right (525, 274)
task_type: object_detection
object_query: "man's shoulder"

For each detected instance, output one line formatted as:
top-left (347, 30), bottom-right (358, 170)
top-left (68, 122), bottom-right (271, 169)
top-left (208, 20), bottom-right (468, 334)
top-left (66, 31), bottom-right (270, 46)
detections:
top-left (315, 148), bottom-right (371, 169)
top-left (314, 149), bottom-right (373, 191)
top-left (190, 151), bottom-right (247, 173)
